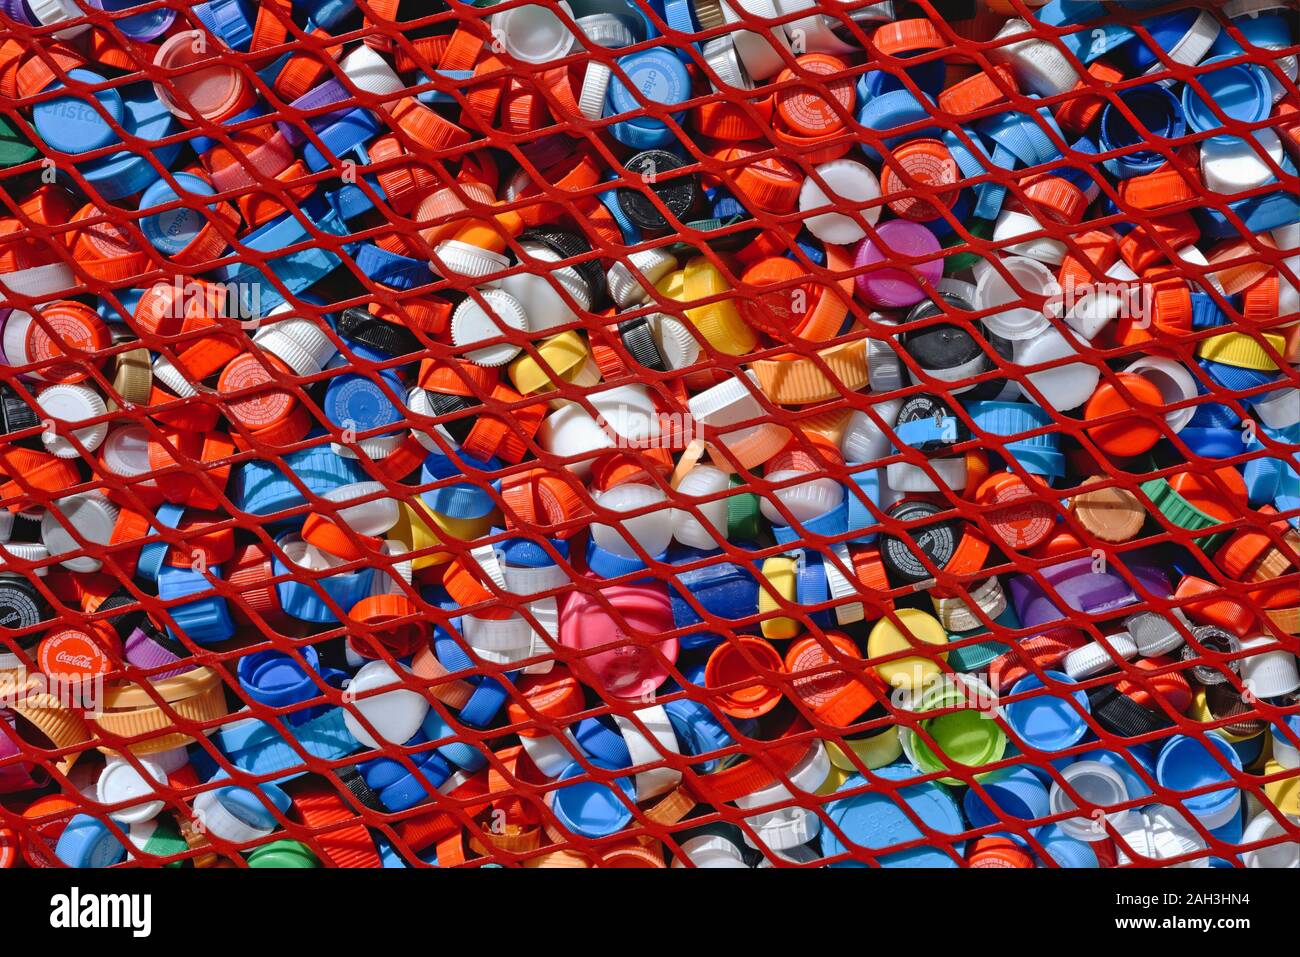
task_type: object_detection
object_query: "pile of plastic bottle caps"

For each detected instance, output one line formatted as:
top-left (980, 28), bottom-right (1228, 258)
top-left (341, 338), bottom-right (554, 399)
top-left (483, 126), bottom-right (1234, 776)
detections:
top-left (0, 0), bottom-right (1295, 868)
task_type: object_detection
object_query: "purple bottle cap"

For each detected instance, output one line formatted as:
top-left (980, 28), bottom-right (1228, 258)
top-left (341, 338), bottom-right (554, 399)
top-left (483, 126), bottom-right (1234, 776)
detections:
top-left (854, 220), bottom-right (943, 308)
top-left (0, 0), bottom-right (35, 26)
top-left (81, 0), bottom-right (176, 42)
top-left (279, 79), bottom-right (355, 148)
top-left (123, 626), bottom-right (190, 680)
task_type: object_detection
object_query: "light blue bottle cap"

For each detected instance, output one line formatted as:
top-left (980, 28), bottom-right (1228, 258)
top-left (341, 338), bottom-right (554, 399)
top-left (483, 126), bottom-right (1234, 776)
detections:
top-left (139, 172), bottom-right (219, 256)
top-left (33, 69), bottom-right (124, 155)
top-left (1006, 671), bottom-right (1091, 753)
top-left (821, 763), bottom-right (965, 868)
top-left (550, 761), bottom-right (637, 838)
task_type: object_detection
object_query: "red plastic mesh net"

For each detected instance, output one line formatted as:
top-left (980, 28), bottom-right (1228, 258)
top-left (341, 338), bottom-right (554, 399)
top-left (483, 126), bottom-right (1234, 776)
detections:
top-left (0, 0), bottom-right (1296, 869)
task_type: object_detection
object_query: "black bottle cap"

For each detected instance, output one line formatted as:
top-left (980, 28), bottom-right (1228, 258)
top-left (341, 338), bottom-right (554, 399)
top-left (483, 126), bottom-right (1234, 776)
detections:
top-left (337, 306), bottom-right (422, 358)
top-left (0, 385), bottom-right (39, 435)
top-left (619, 316), bottom-right (666, 371)
top-left (0, 578), bottom-right (47, 636)
top-left (1086, 684), bottom-right (1173, 738)
top-left (879, 500), bottom-right (961, 585)
top-left (618, 150), bottom-right (701, 232)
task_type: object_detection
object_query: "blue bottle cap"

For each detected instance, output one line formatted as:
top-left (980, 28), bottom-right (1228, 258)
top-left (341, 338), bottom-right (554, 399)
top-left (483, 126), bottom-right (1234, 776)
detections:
top-left (421, 709), bottom-right (488, 771)
top-left (55, 814), bottom-right (127, 868)
top-left (237, 646), bottom-right (322, 708)
top-left (1006, 671), bottom-right (1091, 753)
top-left (609, 115), bottom-right (677, 150)
top-left (378, 754), bottom-right (454, 811)
top-left (856, 89), bottom-right (940, 162)
top-left (33, 69), bottom-right (124, 155)
top-left (1155, 733), bottom-right (1242, 821)
top-left (821, 764), bottom-right (965, 867)
top-left (77, 85), bottom-right (180, 200)
top-left (218, 782), bottom-right (293, 829)
top-left (550, 761), bottom-right (637, 839)
top-left (575, 715), bottom-right (633, 767)
top-left (139, 172), bottom-right (220, 256)
top-left (609, 48), bottom-right (690, 118)
top-left (962, 765), bottom-right (1051, 828)
top-left (1034, 823), bottom-right (1099, 868)
top-left (303, 108), bottom-right (383, 172)
top-left (1182, 55), bottom-right (1271, 137)
top-left (323, 372), bottom-right (404, 434)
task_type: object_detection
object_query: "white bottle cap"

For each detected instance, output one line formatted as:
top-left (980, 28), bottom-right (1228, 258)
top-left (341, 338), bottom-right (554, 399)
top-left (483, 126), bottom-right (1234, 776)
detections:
top-left (520, 730), bottom-right (580, 778)
top-left (841, 398), bottom-right (902, 463)
top-left (342, 660), bottom-right (430, 749)
top-left (501, 239), bottom-right (592, 332)
top-left (191, 788), bottom-right (275, 843)
top-left (648, 312), bottom-right (700, 370)
top-left (671, 832), bottom-right (750, 868)
top-left (1240, 811), bottom-right (1300, 868)
top-left (37, 384), bottom-right (109, 458)
top-left (1063, 633), bottom-right (1139, 680)
top-left (433, 239), bottom-right (510, 282)
top-left (612, 705), bottom-right (682, 801)
top-left (1113, 804), bottom-right (1210, 868)
top-left (593, 482), bottom-right (672, 559)
top-left (0, 263), bottom-right (76, 303)
top-left (702, 36), bottom-right (752, 92)
top-left (824, 541), bottom-right (864, 625)
top-left (1252, 388), bottom-right (1300, 430)
top-left (607, 248), bottom-right (677, 308)
top-left (885, 456), bottom-right (968, 493)
top-left (760, 469), bottom-right (844, 525)
top-left (775, 0), bottom-right (857, 54)
top-left (491, 1), bottom-right (577, 63)
top-left (100, 425), bottom-right (153, 477)
top-left (974, 256), bottom-right (1057, 341)
top-left (451, 288), bottom-right (530, 367)
top-left (688, 369), bottom-right (765, 429)
top-left (1201, 129), bottom-right (1285, 196)
top-left (537, 401), bottom-right (614, 477)
top-left (28, 0), bottom-right (91, 38)
top-left (253, 317), bottom-right (336, 375)
top-left (734, 739), bottom-right (830, 850)
top-left (324, 481), bottom-right (400, 537)
top-left (798, 159), bottom-right (881, 247)
top-left (1239, 635), bottom-right (1300, 699)
top-left (1015, 326), bottom-right (1100, 412)
top-left (719, 0), bottom-right (791, 81)
top-left (578, 61), bottom-right (612, 120)
top-left (672, 464), bottom-right (731, 549)
top-left (339, 44), bottom-right (405, 97)
top-left (994, 207), bottom-right (1067, 266)
top-left (96, 756), bottom-right (168, 825)
top-left (40, 492), bottom-right (118, 574)
top-left (1048, 760), bottom-right (1133, 843)
top-left (2, 310), bottom-right (33, 367)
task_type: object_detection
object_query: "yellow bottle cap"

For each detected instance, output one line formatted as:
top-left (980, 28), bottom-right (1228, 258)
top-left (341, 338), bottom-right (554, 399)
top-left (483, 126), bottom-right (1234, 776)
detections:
top-left (867, 608), bottom-right (949, 691)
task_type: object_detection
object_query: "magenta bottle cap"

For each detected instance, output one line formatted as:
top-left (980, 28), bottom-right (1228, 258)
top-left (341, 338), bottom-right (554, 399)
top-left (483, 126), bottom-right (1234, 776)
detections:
top-left (854, 220), bottom-right (943, 308)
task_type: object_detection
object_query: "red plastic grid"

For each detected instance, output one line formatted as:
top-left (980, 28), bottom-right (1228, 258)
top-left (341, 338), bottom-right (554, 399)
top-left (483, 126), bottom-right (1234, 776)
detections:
top-left (0, 0), bottom-right (1293, 868)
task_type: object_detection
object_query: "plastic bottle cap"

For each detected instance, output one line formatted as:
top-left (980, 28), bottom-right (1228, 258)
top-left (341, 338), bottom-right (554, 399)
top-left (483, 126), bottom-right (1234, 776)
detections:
top-left (491, 2), bottom-right (577, 64)
top-left (36, 383), bottom-right (108, 458)
top-left (797, 159), bottom-right (881, 246)
top-left (854, 221), bottom-right (943, 307)
top-left (96, 757), bottom-right (168, 825)
top-left (450, 289), bottom-right (530, 367)
top-left (867, 608), bottom-right (948, 691)
top-left (342, 660), bottom-right (430, 749)
top-left (592, 482), bottom-right (672, 559)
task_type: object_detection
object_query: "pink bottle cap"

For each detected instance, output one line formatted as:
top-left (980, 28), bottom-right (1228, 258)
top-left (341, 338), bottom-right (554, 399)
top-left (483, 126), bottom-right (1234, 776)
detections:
top-left (153, 32), bottom-right (248, 123)
top-left (560, 582), bottom-right (677, 700)
top-left (854, 220), bottom-right (943, 308)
